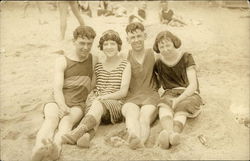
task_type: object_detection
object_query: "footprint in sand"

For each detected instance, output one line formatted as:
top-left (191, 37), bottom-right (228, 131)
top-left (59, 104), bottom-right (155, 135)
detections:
top-left (3, 130), bottom-right (21, 140)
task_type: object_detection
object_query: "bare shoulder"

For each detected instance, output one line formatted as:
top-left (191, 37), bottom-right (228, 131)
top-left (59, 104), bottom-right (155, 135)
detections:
top-left (55, 55), bottom-right (67, 70)
top-left (92, 55), bottom-right (99, 65)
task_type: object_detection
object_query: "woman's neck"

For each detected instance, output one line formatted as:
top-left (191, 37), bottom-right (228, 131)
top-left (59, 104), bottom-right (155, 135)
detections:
top-left (106, 54), bottom-right (120, 63)
top-left (161, 50), bottom-right (183, 67)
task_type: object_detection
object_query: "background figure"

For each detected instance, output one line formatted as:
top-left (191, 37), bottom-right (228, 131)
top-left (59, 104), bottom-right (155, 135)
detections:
top-left (159, 1), bottom-right (186, 26)
top-left (113, 4), bottom-right (127, 17)
top-left (22, 1), bottom-right (47, 24)
top-left (78, 1), bottom-right (92, 17)
top-left (128, 1), bottom-right (147, 23)
top-left (58, 1), bottom-right (85, 40)
top-left (97, 1), bottom-right (114, 17)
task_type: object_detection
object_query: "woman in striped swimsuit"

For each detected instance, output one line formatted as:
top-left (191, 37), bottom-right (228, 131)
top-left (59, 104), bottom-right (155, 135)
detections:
top-left (62, 30), bottom-right (131, 147)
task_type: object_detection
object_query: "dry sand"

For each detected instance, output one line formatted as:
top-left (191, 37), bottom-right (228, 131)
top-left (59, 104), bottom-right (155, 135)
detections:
top-left (0, 1), bottom-right (249, 160)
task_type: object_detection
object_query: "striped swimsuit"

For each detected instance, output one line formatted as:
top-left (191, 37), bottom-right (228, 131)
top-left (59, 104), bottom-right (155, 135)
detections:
top-left (86, 59), bottom-right (128, 124)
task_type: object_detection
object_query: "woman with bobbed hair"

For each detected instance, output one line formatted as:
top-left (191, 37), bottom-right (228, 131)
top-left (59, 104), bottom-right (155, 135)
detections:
top-left (62, 30), bottom-right (131, 147)
top-left (151, 30), bottom-right (203, 149)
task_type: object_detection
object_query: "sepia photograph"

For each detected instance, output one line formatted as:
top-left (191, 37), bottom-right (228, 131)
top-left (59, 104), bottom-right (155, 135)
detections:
top-left (0, 1), bottom-right (249, 160)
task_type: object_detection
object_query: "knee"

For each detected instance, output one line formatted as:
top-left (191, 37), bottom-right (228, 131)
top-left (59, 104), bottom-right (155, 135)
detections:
top-left (122, 103), bottom-right (139, 118)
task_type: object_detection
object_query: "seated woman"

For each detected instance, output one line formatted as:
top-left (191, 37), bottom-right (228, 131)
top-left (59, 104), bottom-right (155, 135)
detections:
top-left (62, 30), bottom-right (131, 147)
top-left (151, 30), bottom-right (203, 149)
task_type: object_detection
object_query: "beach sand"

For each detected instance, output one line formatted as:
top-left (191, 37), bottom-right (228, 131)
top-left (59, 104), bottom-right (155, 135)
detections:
top-left (0, 1), bottom-right (249, 160)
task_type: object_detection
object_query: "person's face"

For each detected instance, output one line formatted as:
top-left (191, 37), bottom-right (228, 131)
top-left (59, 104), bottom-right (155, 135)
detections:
top-left (162, 3), bottom-right (168, 10)
top-left (74, 37), bottom-right (94, 60)
top-left (127, 29), bottom-right (146, 52)
top-left (158, 38), bottom-right (176, 57)
top-left (103, 40), bottom-right (119, 58)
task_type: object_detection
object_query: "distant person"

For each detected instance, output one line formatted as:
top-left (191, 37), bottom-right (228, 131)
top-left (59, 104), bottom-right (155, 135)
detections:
top-left (151, 31), bottom-right (203, 149)
top-left (58, 1), bottom-right (85, 40)
top-left (113, 4), bottom-right (127, 17)
top-left (78, 1), bottom-right (92, 17)
top-left (97, 1), bottom-right (114, 17)
top-left (22, 1), bottom-right (47, 25)
top-left (61, 30), bottom-right (131, 148)
top-left (159, 1), bottom-right (186, 26)
top-left (31, 26), bottom-right (97, 161)
top-left (128, 2), bottom-right (147, 23)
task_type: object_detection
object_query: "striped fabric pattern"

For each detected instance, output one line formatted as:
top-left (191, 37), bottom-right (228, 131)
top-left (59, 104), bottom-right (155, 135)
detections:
top-left (85, 59), bottom-right (128, 124)
top-left (64, 76), bottom-right (91, 92)
top-left (95, 59), bottom-right (127, 96)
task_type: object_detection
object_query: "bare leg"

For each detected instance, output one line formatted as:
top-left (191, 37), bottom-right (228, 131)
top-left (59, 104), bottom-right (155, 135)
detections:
top-left (22, 2), bottom-right (30, 18)
top-left (69, 1), bottom-right (85, 26)
top-left (157, 104), bottom-right (174, 149)
top-left (122, 103), bottom-right (142, 149)
top-left (139, 105), bottom-right (157, 145)
top-left (31, 103), bottom-right (60, 161)
top-left (50, 106), bottom-right (83, 160)
top-left (58, 2), bottom-right (68, 40)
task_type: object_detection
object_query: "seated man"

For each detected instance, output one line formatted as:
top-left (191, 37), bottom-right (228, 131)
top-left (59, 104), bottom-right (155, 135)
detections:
top-left (31, 26), bottom-right (97, 161)
top-left (122, 22), bottom-right (160, 149)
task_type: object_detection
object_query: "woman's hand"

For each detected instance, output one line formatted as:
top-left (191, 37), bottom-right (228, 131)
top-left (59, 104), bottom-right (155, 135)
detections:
top-left (96, 95), bottom-right (108, 101)
top-left (171, 98), bottom-right (180, 110)
top-left (59, 106), bottom-right (70, 119)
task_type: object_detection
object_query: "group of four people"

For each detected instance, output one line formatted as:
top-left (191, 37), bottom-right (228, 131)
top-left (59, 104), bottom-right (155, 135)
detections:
top-left (31, 22), bottom-right (203, 161)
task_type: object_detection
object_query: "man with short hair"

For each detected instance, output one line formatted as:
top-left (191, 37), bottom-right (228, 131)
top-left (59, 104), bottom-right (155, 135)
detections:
top-left (122, 22), bottom-right (159, 149)
top-left (31, 26), bottom-right (97, 161)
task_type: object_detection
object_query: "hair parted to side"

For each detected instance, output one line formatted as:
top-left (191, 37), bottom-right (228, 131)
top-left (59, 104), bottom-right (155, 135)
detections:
top-left (99, 30), bottom-right (122, 51)
top-left (126, 22), bottom-right (145, 33)
top-left (153, 31), bottom-right (181, 53)
top-left (73, 26), bottom-right (96, 40)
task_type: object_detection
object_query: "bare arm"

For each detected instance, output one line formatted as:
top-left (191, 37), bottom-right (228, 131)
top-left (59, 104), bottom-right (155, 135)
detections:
top-left (90, 55), bottom-right (98, 90)
top-left (101, 62), bottom-right (131, 100)
top-left (173, 65), bottom-right (197, 109)
top-left (53, 56), bottom-right (70, 111)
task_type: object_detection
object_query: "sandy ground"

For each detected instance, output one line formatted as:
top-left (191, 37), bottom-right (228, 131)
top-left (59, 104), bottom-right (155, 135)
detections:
top-left (0, 1), bottom-right (249, 160)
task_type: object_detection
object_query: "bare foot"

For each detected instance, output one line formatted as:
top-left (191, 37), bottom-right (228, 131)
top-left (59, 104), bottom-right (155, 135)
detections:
top-left (128, 134), bottom-right (144, 150)
top-left (158, 130), bottom-right (170, 149)
top-left (77, 133), bottom-right (90, 148)
top-left (31, 139), bottom-right (50, 161)
top-left (169, 132), bottom-right (180, 146)
top-left (48, 142), bottom-right (62, 161)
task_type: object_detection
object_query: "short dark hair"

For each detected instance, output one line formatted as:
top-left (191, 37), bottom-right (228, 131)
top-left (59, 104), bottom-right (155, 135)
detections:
top-left (126, 22), bottom-right (145, 34)
top-left (153, 30), bottom-right (181, 53)
top-left (73, 26), bottom-right (96, 40)
top-left (99, 30), bottom-right (122, 51)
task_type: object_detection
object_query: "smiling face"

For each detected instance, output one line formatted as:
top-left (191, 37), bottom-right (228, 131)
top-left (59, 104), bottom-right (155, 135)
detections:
top-left (74, 37), bottom-right (94, 60)
top-left (127, 29), bottom-right (146, 52)
top-left (158, 38), bottom-right (176, 58)
top-left (103, 40), bottom-right (119, 58)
